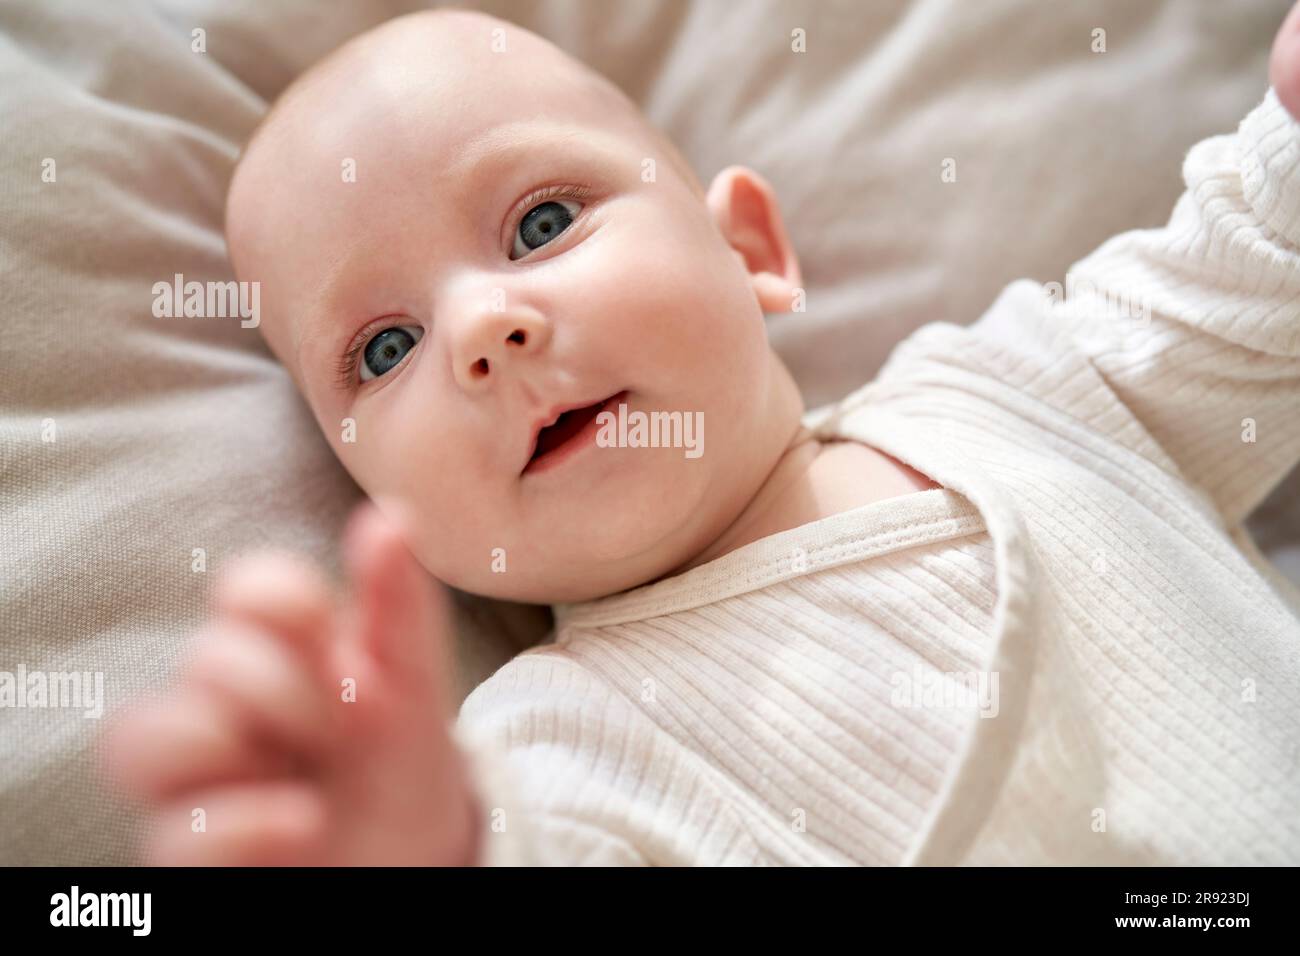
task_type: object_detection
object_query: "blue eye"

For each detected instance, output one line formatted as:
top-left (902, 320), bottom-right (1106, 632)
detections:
top-left (510, 199), bottom-right (582, 260)
top-left (360, 325), bottom-right (422, 382)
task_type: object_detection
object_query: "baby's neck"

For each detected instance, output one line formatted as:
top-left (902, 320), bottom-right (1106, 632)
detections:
top-left (666, 425), bottom-right (941, 577)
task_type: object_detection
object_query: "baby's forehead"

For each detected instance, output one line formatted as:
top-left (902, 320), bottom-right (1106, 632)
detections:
top-left (274, 13), bottom-right (620, 146)
top-left (230, 22), bottom-right (622, 243)
top-left (231, 35), bottom-right (657, 266)
top-left (236, 17), bottom-right (653, 221)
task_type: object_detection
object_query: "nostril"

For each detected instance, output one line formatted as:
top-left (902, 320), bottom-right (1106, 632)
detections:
top-left (507, 329), bottom-right (526, 345)
top-left (472, 357), bottom-right (490, 377)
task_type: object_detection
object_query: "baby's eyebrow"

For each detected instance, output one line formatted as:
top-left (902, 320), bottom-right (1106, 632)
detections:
top-left (444, 119), bottom-right (592, 185)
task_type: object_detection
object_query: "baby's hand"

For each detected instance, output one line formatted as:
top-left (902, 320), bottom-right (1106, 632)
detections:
top-left (1272, 0), bottom-right (1300, 121)
top-left (100, 502), bottom-right (480, 866)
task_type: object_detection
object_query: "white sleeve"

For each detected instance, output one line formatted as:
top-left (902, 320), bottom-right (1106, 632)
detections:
top-left (449, 654), bottom-right (766, 867)
top-left (451, 722), bottom-right (648, 866)
top-left (1046, 88), bottom-right (1300, 527)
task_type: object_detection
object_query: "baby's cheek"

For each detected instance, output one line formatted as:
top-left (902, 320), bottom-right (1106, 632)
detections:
top-left (331, 416), bottom-right (437, 515)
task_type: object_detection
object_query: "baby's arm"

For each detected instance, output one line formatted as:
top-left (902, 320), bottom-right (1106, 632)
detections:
top-left (452, 654), bottom-right (766, 866)
top-left (1042, 83), bottom-right (1300, 528)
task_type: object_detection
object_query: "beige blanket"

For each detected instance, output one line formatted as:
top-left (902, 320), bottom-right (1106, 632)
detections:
top-left (0, 0), bottom-right (1290, 865)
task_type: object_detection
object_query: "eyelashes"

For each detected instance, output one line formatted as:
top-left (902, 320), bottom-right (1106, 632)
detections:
top-left (505, 182), bottom-right (594, 255)
top-left (334, 334), bottom-right (371, 390)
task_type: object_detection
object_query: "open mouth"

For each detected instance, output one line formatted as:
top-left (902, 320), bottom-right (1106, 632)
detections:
top-left (523, 391), bottom-right (627, 476)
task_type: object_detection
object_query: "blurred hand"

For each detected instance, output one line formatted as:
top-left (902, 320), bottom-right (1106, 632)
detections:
top-left (101, 500), bottom-right (480, 866)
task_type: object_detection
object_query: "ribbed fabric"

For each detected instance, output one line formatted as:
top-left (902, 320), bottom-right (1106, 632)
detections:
top-left (455, 89), bottom-right (1300, 866)
top-left (458, 490), bottom-right (992, 865)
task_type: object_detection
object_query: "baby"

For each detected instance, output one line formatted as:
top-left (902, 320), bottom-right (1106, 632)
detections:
top-left (103, 7), bottom-right (1300, 865)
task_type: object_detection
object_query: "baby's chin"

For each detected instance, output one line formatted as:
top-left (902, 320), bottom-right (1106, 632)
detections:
top-left (459, 569), bottom-right (670, 607)
top-left (435, 510), bottom-right (724, 606)
top-left (434, 549), bottom-right (679, 606)
top-left (425, 564), bottom-right (617, 607)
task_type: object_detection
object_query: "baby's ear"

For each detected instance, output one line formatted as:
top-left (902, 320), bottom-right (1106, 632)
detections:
top-left (706, 165), bottom-right (803, 313)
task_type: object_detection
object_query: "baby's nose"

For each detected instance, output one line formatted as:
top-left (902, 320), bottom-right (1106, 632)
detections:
top-left (450, 303), bottom-right (551, 392)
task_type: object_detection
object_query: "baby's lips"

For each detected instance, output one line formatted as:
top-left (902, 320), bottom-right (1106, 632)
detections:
top-left (520, 389), bottom-right (628, 474)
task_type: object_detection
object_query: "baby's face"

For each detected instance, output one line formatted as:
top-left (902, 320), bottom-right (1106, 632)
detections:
top-left (226, 12), bottom-right (802, 603)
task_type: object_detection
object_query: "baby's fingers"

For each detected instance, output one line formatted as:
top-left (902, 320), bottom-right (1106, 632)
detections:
top-left (182, 622), bottom-right (338, 761)
top-left (210, 550), bottom-right (337, 676)
top-left (1272, 0), bottom-right (1300, 120)
top-left (145, 781), bottom-right (329, 866)
top-left (341, 500), bottom-right (456, 711)
top-left (100, 693), bottom-right (292, 802)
